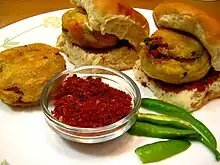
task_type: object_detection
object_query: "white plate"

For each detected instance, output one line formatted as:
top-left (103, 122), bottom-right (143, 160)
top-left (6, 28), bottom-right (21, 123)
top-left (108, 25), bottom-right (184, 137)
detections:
top-left (0, 8), bottom-right (219, 165)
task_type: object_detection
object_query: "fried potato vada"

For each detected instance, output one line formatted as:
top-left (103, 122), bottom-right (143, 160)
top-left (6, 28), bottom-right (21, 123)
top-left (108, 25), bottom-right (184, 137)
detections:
top-left (0, 43), bottom-right (66, 107)
top-left (151, 29), bottom-right (204, 59)
top-left (140, 46), bottom-right (211, 84)
top-left (140, 29), bottom-right (211, 84)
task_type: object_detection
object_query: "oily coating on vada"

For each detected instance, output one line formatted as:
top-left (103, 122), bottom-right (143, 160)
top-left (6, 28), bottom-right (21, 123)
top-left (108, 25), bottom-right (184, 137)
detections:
top-left (134, 3), bottom-right (220, 112)
top-left (0, 43), bottom-right (66, 107)
top-left (57, 0), bottom-right (149, 70)
top-left (141, 29), bottom-right (211, 84)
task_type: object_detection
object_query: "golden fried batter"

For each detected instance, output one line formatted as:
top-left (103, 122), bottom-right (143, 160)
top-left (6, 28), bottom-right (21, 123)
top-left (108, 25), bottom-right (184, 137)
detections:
top-left (140, 47), bottom-right (211, 84)
top-left (0, 43), bottom-right (66, 107)
top-left (62, 8), bottom-right (118, 49)
top-left (151, 29), bottom-right (204, 59)
top-left (140, 29), bottom-right (211, 84)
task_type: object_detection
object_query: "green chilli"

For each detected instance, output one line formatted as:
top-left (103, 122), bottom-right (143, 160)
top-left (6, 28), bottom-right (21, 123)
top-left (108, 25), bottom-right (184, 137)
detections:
top-left (135, 140), bottom-right (191, 163)
top-left (141, 98), bottom-right (220, 160)
top-left (128, 122), bottom-right (199, 139)
top-left (137, 113), bottom-right (192, 130)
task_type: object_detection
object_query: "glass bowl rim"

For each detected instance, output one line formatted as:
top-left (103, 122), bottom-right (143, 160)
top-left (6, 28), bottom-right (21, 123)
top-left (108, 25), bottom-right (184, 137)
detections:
top-left (40, 65), bottom-right (141, 133)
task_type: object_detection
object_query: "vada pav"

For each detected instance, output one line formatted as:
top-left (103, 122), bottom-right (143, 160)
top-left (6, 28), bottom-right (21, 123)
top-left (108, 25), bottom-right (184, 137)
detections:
top-left (134, 3), bottom-right (220, 112)
top-left (57, 0), bottom-right (149, 70)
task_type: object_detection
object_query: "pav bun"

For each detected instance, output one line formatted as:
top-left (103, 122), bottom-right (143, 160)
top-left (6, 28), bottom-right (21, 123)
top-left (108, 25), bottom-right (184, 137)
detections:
top-left (57, 33), bottom-right (138, 70)
top-left (134, 60), bottom-right (220, 112)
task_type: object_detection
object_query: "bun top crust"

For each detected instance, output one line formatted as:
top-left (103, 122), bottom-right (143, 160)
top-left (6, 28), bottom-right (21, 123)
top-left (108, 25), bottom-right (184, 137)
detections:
top-left (91, 0), bottom-right (147, 27)
top-left (70, 0), bottom-right (149, 49)
top-left (153, 2), bottom-right (220, 71)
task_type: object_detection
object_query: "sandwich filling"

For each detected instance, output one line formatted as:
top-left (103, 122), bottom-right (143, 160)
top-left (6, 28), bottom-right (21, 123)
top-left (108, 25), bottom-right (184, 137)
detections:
top-left (143, 67), bottom-right (220, 93)
top-left (140, 29), bottom-right (211, 84)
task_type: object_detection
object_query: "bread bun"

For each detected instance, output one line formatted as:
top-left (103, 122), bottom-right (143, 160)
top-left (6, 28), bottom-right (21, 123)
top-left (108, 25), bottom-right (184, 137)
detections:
top-left (153, 2), bottom-right (220, 71)
top-left (134, 60), bottom-right (220, 112)
top-left (70, 0), bottom-right (149, 49)
top-left (57, 33), bottom-right (138, 70)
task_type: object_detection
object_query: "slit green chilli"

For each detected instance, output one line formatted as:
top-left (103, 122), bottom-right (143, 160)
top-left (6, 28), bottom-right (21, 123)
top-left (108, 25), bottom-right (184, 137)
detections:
top-left (128, 121), bottom-right (199, 139)
top-left (141, 98), bottom-right (220, 161)
top-left (137, 113), bottom-right (192, 130)
top-left (135, 140), bottom-right (191, 164)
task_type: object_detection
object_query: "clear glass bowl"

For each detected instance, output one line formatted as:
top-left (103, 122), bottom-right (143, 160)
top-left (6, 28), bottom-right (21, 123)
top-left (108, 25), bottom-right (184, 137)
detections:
top-left (40, 65), bottom-right (141, 143)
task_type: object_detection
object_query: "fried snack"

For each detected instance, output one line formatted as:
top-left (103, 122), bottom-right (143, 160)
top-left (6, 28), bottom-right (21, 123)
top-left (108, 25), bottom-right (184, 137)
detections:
top-left (151, 29), bottom-right (204, 59)
top-left (0, 43), bottom-right (66, 107)
top-left (57, 0), bottom-right (149, 71)
top-left (140, 29), bottom-right (211, 84)
top-left (134, 2), bottom-right (220, 111)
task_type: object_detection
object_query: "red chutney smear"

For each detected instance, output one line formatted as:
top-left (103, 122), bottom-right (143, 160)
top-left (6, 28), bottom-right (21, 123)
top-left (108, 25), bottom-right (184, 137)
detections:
top-left (52, 75), bottom-right (132, 128)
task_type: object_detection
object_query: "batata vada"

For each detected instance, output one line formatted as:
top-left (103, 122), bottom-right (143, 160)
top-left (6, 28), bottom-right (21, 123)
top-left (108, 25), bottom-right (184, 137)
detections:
top-left (0, 43), bottom-right (66, 107)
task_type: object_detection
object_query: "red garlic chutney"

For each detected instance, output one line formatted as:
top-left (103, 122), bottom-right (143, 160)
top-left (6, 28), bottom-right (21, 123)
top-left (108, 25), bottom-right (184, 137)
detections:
top-left (52, 74), bottom-right (132, 128)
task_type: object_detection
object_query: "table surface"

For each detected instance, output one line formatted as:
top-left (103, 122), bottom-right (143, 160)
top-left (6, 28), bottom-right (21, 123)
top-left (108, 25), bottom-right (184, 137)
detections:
top-left (1, 0), bottom-right (220, 29)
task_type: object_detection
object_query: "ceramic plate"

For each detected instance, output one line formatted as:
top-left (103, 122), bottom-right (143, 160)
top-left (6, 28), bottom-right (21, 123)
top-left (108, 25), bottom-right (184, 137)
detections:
top-left (0, 8), bottom-right (219, 165)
